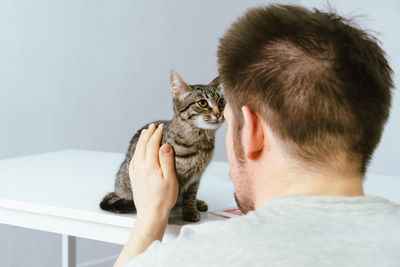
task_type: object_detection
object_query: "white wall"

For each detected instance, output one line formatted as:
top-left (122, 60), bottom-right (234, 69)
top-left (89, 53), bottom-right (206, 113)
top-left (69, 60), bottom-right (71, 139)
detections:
top-left (0, 0), bottom-right (293, 164)
top-left (0, 0), bottom-right (398, 266)
top-left (0, 1), bottom-right (292, 266)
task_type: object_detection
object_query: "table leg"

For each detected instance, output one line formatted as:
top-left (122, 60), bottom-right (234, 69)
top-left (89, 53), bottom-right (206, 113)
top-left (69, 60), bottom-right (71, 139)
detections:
top-left (62, 234), bottom-right (76, 267)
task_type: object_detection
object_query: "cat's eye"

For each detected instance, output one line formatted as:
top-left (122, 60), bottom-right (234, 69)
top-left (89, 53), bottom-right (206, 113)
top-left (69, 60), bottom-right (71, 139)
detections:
top-left (197, 99), bottom-right (208, 108)
top-left (218, 98), bottom-right (225, 108)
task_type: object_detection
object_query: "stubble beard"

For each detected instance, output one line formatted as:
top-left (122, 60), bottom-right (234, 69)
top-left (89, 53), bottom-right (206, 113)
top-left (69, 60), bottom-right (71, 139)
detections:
top-left (231, 126), bottom-right (255, 214)
top-left (232, 168), bottom-right (255, 214)
top-left (234, 192), bottom-right (254, 214)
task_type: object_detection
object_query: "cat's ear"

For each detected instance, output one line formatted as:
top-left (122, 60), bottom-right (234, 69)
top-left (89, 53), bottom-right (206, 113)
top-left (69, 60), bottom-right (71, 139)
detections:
top-left (209, 76), bottom-right (222, 91)
top-left (170, 70), bottom-right (189, 101)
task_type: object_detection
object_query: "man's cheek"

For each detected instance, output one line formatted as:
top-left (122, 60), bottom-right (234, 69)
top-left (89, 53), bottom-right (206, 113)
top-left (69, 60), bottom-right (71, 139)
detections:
top-left (226, 127), bottom-right (234, 166)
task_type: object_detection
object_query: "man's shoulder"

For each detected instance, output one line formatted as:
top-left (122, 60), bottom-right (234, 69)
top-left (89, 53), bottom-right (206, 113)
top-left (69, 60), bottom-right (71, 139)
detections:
top-left (178, 212), bottom-right (261, 240)
top-left (126, 197), bottom-right (400, 267)
top-left (124, 215), bottom-right (261, 267)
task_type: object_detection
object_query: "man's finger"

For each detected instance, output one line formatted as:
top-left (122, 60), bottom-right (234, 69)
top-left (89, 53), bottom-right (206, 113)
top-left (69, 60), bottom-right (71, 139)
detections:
top-left (159, 144), bottom-right (175, 180)
top-left (135, 124), bottom-right (157, 161)
top-left (146, 124), bottom-right (164, 166)
top-left (133, 128), bottom-right (148, 163)
top-left (143, 124), bottom-right (157, 144)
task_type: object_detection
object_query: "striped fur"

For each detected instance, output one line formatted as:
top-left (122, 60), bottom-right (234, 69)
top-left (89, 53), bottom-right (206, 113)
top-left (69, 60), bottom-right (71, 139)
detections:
top-left (100, 72), bottom-right (224, 222)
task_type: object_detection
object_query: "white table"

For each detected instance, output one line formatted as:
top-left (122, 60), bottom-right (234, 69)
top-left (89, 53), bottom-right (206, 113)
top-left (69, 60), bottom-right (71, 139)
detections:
top-left (0, 150), bottom-right (235, 267)
top-left (1, 150), bottom-right (399, 267)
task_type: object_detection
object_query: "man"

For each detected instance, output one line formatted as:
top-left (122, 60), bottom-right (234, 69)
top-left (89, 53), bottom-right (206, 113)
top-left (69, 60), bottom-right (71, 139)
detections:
top-left (115, 5), bottom-right (399, 267)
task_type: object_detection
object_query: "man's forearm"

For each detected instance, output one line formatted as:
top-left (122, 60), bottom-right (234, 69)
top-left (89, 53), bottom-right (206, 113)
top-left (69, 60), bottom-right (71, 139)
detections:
top-left (114, 213), bottom-right (169, 267)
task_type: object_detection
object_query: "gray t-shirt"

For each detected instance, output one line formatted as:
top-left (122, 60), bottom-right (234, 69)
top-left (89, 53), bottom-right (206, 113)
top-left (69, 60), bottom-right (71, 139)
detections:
top-left (124, 195), bottom-right (400, 267)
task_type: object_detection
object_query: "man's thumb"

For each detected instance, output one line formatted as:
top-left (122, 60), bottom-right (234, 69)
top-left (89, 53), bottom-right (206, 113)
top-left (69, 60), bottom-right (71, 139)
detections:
top-left (159, 144), bottom-right (175, 178)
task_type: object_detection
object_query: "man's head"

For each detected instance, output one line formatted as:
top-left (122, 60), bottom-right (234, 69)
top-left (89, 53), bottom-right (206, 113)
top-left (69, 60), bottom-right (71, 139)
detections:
top-left (218, 5), bottom-right (393, 213)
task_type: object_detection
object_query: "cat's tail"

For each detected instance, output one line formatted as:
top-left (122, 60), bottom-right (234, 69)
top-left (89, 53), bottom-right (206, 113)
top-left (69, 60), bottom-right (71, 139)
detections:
top-left (99, 192), bottom-right (136, 213)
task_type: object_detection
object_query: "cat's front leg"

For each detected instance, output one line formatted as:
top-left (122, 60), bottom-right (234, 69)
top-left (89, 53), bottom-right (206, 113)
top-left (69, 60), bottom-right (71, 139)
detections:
top-left (182, 181), bottom-right (201, 222)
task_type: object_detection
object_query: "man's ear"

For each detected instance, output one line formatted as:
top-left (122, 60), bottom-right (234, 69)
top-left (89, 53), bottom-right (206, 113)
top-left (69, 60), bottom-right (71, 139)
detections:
top-left (241, 106), bottom-right (264, 160)
top-left (170, 70), bottom-right (189, 101)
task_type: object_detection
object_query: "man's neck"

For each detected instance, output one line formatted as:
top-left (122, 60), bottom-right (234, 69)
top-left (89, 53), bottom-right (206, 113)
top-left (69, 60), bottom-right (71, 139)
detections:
top-left (252, 154), bottom-right (364, 209)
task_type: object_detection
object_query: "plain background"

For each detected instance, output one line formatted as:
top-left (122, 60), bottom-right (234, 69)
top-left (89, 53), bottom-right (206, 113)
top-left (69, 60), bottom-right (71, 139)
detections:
top-left (0, 0), bottom-right (399, 266)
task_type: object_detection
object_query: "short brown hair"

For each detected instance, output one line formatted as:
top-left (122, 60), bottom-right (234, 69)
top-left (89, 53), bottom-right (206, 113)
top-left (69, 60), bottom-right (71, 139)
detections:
top-left (218, 5), bottom-right (393, 174)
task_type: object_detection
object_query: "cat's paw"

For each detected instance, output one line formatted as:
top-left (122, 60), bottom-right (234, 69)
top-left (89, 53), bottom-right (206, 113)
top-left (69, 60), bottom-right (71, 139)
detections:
top-left (100, 192), bottom-right (136, 213)
top-left (196, 199), bottom-right (208, 212)
top-left (182, 210), bottom-right (201, 222)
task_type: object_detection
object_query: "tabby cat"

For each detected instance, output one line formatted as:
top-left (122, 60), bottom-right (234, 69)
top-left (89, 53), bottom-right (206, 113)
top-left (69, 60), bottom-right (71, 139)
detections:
top-left (100, 71), bottom-right (225, 222)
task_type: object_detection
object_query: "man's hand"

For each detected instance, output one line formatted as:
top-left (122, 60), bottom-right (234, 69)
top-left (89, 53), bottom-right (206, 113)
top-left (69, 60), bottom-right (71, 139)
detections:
top-left (114, 123), bottom-right (178, 267)
top-left (129, 123), bottom-right (179, 219)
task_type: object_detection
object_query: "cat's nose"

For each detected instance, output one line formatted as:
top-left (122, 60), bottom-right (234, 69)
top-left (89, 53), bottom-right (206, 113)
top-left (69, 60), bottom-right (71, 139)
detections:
top-left (215, 113), bottom-right (221, 119)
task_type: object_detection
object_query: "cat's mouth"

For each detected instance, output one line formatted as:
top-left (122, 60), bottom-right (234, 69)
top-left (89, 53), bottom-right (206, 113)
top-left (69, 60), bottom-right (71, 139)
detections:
top-left (208, 121), bottom-right (222, 130)
top-left (194, 117), bottom-right (224, 130)
top-left (206, 121), bottom-right (223, 129)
